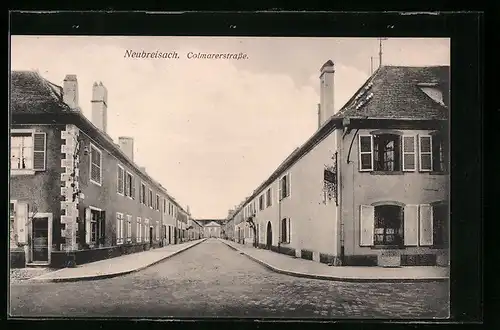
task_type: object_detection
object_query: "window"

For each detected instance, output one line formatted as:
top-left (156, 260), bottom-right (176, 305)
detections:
top-left (419, 133), bottom-right (448, 172)
top-left (402, 136), bottom-right (417, 171)
top-left (156, 194), bottom-right (160, 211)
top-left (125, 172), bottom-right (134, 198)
top-left (85, 208), bottom-right (105, 245)
top-left (278, 174), bottom-right (291, 200)
top-left (433, 203), bottom-right (448, 247)
top-left (266, 188), bottom-right (272, 207)
top-left (259, 195), bottom-right (264, 211)
top-left (156, 224), bottom-right (160, 241)
top-left (373, 134), bottom-right (401, 171)
top-left (374, 205), bottom-right (404, 246)
top-left (148, 189), bottom-right (153, 208)
top-left (117, 165), bottom-right (125, 195)
top-left (163, 225), bottom-right (167, 239)
top-left (11, 132), bottom-right (46, 171)
top-left (137, 217), bottom-right (142, 242)
top-left (126, 215), bottom-right (132, 242)
top-left (140, 183), bottom-right (146, 204)
top-left (280, 218), bottom-right (290, 243)
top-left (90, 144), bottom-right (102, 185)
top-left (116, 213), bottom-right (124, 245)
top-left (163, 199), bottom-right (167, 214)
top-left (10, 202), bottom-right (16, 246)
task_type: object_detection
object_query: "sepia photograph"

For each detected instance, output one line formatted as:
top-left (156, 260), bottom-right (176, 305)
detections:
top-left (9, 35), bottom-right (450, 319)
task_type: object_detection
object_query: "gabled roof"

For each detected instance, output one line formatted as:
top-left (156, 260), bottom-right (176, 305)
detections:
top-left (10, 71), bottom-right (69, 114)
top-left (334, 65), bottom-right (449, 120)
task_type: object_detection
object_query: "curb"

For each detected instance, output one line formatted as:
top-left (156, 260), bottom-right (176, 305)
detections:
top-left (31, 239), bottom-right (208, 283)
top-left (220, 240), bottom-right (448, 284)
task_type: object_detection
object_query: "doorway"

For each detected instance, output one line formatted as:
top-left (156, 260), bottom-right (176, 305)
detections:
top-left (149, 226), bottom-right (154, 246)
top-left (30, 215), bottom-right (52, 264)
top-left (168, 226), bottom-right (171, 244)
top-left (266, 221), bottom-right (272, 250)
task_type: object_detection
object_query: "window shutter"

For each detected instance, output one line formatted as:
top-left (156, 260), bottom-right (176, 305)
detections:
top-left (404, 204), bottom-right (419, 246)
top-left (33, 132), bottom-right (47, 171)
top-left (100, 211), bottom-right (106, 242)
top-left (419, 135), bottom-right (433, 171)
top-left (85, 208), bottom-right (91, 243)
top-left (16, 203), bottom-right (28, 244)
top-left (278, 180), bottom-right (282, 202)
top-left (125, 174), bottom-right (130, 196)
top-left (358, 135), bottom-right (373, 171)
top-left (359, 205), bottom-right (375, 246)
top-left (419, 204), bottom-right (434, 246)
top-left (402, 136), bottom-right (417, 171)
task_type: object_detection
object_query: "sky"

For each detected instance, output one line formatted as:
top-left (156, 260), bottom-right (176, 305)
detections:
top-left (10, 36), bottom-right (450, 219)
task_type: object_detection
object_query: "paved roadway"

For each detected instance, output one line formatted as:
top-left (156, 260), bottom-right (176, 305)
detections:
top-left (9, 238), bottom-right (449, 318)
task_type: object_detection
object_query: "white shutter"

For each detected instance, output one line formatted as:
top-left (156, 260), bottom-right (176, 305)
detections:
top-left (419, 204), bottom-right (434, 246)
top-left (402, 135), bottom-right (417, 171)
top-left (359, 205), bottom-right (375, 246)
top-left (16, 203), bottom-right (28, 244)
top-left (120, 216), bottom-right (124, 242)
top-left (404, 204), bottom-right (419, 246)
top-left (358, 135), bottom-right (374, 171)
top-left (85, 208), bottom-right (91, 243)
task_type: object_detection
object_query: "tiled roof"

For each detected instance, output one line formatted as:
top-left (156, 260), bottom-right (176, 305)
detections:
top-left (334, 65), bottom-right (449, 120)
top-left (10, 71), bottom-right (69, 114)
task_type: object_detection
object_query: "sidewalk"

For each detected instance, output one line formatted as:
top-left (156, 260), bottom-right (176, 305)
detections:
top-left (31, 239), bottom-right (207, 283)
top-left (221, 239), bottom-right (449, 283)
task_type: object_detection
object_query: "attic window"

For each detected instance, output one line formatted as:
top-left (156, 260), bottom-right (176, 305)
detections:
top-left (418, 83), bottom-right (445, 106)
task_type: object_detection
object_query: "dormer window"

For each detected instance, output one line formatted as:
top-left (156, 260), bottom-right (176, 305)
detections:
top-left (417, 83), bottom-right (446, 107)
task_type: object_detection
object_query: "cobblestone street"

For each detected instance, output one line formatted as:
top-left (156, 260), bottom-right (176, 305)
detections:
top-left (9, 239), bottom-right (449, 319)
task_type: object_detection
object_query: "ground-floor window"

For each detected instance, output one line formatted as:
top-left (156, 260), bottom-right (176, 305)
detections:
top-left (374, 205), bottom-right (403, 246)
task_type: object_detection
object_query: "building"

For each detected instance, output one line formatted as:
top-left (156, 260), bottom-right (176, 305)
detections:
top-left (10, 71), bottom-right (190, 268)
top-left (228, 61), bottom-right (449, 267)
top-left (187, 218), bottom-right (203, 240)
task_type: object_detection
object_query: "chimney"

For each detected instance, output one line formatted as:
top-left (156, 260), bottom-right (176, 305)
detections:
top-left (319, 60), bottom-right (335, 126)
top-left (118, 136), bottom-right (134, 161)
top-left (91, 81), bottom-right (108, 133)
top-left (63, 74), bottom-right (79, 110)
top-left (140, 166), bottom-right (146, 173)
